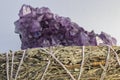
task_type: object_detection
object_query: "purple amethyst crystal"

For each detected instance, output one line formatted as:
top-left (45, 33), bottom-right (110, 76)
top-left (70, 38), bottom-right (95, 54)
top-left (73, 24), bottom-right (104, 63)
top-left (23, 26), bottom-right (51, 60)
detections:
top-left (14, 4), bottom-right (117, 49)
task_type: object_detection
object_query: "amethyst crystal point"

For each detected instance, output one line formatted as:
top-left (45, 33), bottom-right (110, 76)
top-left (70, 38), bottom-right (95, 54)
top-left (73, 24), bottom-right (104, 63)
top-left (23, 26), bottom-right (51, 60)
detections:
top-left (36, 7), bottom-right (51, 14)
top-left (19, 4), bottom-right (32, 17)
top-left (14, 4), bottom-right (117, 49)
top-left (79, 32), bottom-right (90, 46)
top-left (99, 32), bottom-right (117, 45)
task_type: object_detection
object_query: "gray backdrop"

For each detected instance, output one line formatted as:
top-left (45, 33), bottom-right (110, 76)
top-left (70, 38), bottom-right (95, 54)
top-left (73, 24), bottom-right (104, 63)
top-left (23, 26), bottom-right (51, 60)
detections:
top-left (0, 0), bottom-right (120, 52)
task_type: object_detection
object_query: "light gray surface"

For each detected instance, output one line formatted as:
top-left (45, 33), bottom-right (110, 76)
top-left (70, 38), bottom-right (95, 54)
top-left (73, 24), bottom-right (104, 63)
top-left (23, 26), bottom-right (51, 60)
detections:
top-left (0, 0), bottom-right (120, 52)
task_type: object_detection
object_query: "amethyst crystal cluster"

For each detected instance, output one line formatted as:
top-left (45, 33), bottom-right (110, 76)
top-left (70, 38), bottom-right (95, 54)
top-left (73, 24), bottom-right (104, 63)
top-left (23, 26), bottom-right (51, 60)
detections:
top-left (14, 4), bottom-right (117, 49)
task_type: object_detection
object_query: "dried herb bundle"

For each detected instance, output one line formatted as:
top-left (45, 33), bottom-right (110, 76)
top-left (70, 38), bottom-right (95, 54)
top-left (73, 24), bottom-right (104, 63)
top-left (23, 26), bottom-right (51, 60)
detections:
top-left (0, 46), bottom-right (120, 80)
